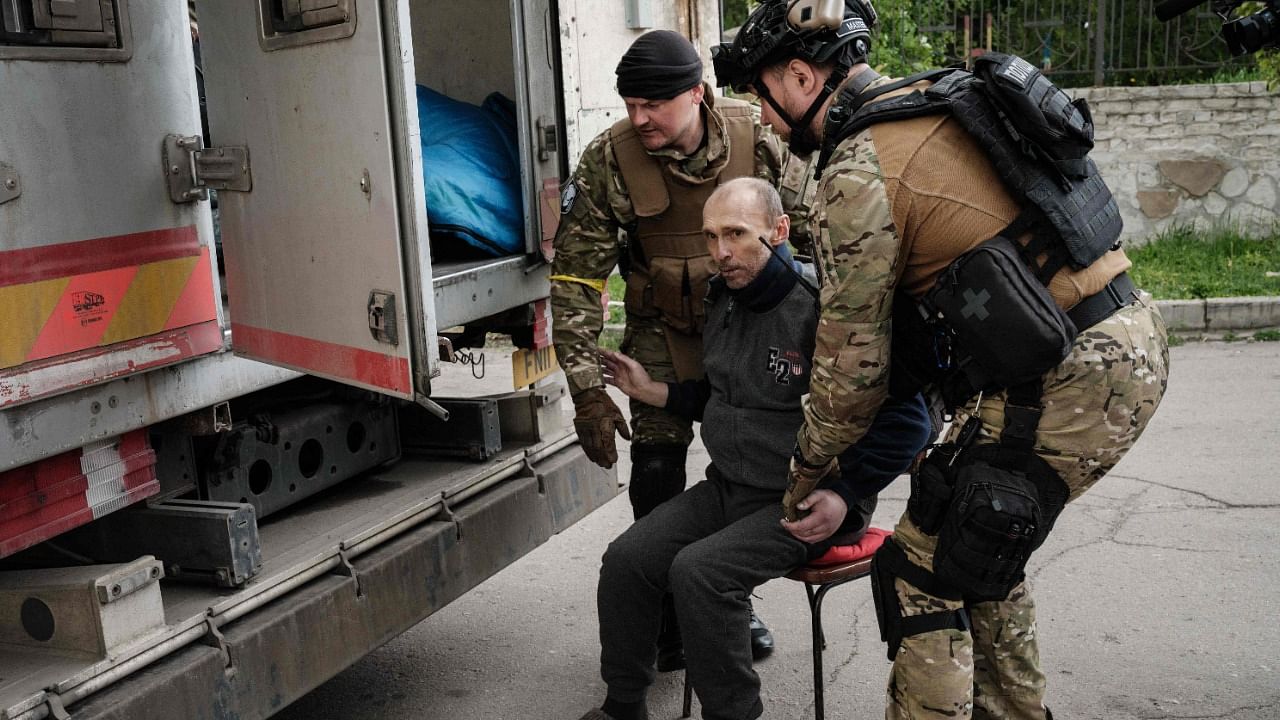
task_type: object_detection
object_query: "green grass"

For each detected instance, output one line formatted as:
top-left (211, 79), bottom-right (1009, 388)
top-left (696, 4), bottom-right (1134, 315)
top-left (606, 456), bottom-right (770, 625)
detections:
top-left (1253, 329), bottom-right (1280, 342)
top-left (1127, 224), bottom-right (1280, 300)
top-left (606, 273), bottom-right (625, 325)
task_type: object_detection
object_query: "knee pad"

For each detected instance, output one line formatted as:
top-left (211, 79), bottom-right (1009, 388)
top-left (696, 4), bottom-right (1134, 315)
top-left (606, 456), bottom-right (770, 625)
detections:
top-left (628, 443), bottom-right (688, 519)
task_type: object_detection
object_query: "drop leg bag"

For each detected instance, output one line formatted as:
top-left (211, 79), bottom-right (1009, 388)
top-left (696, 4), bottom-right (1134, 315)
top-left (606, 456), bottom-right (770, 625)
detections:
top-left (932, 444), bottom-right (1069, 602)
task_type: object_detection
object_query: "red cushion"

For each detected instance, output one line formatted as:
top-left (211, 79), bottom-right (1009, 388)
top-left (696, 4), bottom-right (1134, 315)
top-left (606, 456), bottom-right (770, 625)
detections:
top-left (808, 527), bottom-right (891, 566)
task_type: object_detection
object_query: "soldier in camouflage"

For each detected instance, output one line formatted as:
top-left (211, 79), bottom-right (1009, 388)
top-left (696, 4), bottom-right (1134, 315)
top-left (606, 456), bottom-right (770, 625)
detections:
top-left (551, 29), bottom-right (795, 670)
top-left (714, 2), bottom-right (1170, 719)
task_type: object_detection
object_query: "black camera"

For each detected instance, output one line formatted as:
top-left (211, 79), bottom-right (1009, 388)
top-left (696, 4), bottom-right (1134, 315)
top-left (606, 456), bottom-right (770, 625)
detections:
top-left (1155, 0), bottom-right (1280, 56)
top-left (1223, 3), bottom-right (1279, 55)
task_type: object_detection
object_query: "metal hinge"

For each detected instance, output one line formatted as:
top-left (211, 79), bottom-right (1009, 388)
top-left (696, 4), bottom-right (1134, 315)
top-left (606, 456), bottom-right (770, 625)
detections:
top-left (0, 162), bottom-right (19, 206)
top-left (163, 134), bottom-right (253, 204)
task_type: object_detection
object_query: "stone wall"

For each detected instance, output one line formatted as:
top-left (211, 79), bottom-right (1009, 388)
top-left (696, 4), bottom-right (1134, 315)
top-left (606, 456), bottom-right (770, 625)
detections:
top-left (1072, 82), bottom-right (1280, 244)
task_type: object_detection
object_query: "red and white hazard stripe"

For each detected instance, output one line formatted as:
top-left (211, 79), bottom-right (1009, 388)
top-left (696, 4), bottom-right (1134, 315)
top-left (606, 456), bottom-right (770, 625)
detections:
top-left (0, 429), bottom-right (159, 559)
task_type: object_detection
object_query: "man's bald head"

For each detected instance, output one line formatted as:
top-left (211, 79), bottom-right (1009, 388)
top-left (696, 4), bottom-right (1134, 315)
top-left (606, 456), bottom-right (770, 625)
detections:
top-left (707, 177), bottom-right (785, 229)
top-left (702, 178), bottom-right (790, 289)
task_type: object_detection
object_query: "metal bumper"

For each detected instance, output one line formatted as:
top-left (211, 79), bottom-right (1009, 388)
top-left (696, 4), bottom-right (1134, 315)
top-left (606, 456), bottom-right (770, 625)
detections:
top-left (11, 442), bottom-right (614, 720)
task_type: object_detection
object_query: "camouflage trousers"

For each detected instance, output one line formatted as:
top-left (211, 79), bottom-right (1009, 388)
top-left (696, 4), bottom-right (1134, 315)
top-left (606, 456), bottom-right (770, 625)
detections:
top-left (620, 314), bottom-right (696, 448)
top-left (887, 296), bottom-right (1170, 720)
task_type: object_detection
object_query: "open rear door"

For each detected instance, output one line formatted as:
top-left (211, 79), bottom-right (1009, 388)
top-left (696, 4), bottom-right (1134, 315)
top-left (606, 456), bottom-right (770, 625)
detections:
top-left (195, 0), bottom-right (427, 398)
top-left (513, 0), bottom-right (567, 258)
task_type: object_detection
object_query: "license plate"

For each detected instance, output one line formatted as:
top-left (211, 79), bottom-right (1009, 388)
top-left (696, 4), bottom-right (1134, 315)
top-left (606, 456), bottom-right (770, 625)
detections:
top-left (511, 345), bottom-right (558, 389)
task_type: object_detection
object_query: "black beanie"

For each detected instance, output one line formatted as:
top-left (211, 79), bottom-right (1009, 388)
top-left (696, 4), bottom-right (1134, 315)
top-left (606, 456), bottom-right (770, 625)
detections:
top-left (615, 30), bottom-right (704, 99)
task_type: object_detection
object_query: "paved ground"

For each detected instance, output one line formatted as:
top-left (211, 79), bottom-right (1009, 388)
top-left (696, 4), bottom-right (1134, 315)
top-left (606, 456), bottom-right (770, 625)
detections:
top-left (274, 340), bottom-right (1280, 720)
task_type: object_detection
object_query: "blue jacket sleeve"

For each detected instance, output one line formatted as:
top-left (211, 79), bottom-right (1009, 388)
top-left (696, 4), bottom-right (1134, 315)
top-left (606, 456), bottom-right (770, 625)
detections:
top-left (823, 393), bottom-right (932, 510)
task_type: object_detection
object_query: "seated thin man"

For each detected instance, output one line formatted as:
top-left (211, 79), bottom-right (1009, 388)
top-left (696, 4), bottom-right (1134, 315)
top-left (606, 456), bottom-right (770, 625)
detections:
top-left (577, 178), bottom-right (932, 720)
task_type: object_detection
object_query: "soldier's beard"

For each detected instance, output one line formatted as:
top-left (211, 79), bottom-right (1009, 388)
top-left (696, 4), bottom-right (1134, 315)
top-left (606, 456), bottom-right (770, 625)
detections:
top-left (786, 126), bottom-right (819, 157)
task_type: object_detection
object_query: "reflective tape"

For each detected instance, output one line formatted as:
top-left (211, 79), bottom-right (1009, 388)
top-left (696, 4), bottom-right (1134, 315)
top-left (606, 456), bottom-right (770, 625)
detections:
top-left (0, 227), bottom-right (216, 371)
top-left (0, 430), bottom-right (159, 559)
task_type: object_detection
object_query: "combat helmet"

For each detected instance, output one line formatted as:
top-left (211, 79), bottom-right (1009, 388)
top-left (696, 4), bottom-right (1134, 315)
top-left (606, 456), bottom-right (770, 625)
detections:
top-left (713, 0), bottom-right (877, 151)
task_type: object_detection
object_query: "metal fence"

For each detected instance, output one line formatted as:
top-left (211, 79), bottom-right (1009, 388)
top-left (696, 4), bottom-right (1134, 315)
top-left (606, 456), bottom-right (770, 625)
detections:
top-left (916, 0), bottom-right (1248, 86)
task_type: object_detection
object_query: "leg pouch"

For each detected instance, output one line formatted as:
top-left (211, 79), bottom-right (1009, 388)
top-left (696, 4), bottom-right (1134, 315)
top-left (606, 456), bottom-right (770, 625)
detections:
top-left (907, 444), bottom-right (960, 535)
top-left (933, 446), bottom-right (1068, 601)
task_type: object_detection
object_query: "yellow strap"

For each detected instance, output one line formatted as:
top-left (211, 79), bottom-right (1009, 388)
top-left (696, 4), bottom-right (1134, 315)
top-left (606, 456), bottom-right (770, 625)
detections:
top-left (549, 274), bottom-right (607, 294)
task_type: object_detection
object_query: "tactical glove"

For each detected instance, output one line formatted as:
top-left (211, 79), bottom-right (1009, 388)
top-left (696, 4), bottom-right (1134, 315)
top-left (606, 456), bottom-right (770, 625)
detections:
top-left (782, 447), bottom-right (838, 522)
top-left (572, 387), bottom-right (632, 469)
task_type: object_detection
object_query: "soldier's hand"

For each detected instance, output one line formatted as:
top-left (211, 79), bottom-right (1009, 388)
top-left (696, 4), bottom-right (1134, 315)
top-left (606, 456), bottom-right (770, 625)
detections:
top-left (572, 386), bottom-right (632, 469)
top-left (600, 349), bottom-right (668, 408)
top-left (781, 489), bottom-right (847, 544)
top-left (782, 448), bottom-right (838, 522)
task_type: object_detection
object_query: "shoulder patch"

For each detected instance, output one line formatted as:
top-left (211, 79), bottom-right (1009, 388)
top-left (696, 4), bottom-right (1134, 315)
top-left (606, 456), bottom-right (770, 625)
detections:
top-left (560, 181), bottom-right (579, 215)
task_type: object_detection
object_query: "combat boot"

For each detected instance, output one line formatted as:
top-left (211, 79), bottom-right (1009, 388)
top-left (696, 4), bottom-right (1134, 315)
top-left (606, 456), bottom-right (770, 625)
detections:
top-left (749, 603), bottom-right (775, 660)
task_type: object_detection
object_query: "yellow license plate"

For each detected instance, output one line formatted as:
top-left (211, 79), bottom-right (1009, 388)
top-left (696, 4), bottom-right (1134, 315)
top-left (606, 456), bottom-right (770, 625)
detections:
top-left (511, 345), bottom-right (558, 389)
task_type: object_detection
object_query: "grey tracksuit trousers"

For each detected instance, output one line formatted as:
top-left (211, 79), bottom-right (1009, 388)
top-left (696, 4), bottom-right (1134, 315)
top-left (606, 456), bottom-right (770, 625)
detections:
top-left (598, 466), bottom-right (875, 720)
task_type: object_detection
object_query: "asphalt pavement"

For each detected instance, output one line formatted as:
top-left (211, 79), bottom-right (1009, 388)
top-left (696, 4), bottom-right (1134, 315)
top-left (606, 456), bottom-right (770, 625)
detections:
top-left (273, 340), bottom-right (1280, 720)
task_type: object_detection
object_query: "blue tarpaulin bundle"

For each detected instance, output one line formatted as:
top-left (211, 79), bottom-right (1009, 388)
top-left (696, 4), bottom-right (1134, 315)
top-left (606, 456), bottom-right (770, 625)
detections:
top-left (417, 85), bottom-right (522, 256)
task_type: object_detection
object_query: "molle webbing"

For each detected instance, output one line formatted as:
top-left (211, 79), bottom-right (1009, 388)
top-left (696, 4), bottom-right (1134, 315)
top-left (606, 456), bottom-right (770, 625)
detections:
top-left (818, 65), bottom-right (1120, 272)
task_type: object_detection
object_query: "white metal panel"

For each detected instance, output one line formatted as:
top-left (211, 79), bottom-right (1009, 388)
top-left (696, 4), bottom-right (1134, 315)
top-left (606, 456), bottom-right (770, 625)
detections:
top-left (382, 0), bottom-right (438, 389)
top-left (408, 0), bottom-right (517, 105)
top-left (0, 3), bottom-right (204, 252)
top-left (513, 0), bottom-right (565, 254)
top-left (0, 349), bottom-right (300, 473)
top-left (0, 2), bottom-right (224, 409)
top-left (195, 0), bottom-right (418, 398)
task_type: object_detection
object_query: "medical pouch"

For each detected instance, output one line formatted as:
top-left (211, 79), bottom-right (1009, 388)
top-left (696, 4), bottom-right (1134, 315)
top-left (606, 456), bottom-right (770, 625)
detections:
top-left (923, 235), bottom-right (1076, 392)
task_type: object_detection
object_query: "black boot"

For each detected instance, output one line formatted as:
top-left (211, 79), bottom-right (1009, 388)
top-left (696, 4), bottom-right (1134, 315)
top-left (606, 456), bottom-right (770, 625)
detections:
top-left (749, 603), bottom-right (775, 661)
top-left (655, 593), bottom-right (685, 672)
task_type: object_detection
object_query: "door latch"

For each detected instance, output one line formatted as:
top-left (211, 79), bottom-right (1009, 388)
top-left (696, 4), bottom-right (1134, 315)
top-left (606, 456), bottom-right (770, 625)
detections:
top-left (536, 117), bottom-right (558, 162)
top-left (367, 291), bottom-right (399, 346)
top-left (163, 134), bottom-right (253, 204)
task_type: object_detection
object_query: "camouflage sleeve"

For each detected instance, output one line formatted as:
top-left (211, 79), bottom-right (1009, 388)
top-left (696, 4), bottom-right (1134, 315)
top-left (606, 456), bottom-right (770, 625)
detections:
top-left (796, 132), bottom-right (903, 464)
top-left (754, 122), bottom-right (817, 253)
top-left (551, 134), bottom-right (624, 397)
top-left (752, 122), bottom-right (786, 183)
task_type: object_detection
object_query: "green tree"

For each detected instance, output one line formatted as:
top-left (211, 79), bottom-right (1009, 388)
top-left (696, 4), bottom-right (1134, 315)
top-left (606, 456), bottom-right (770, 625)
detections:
top-left (1258, 50), bottom-right (1280, 89)
top-left (866, 0), bottom-right (953, 76)
top-left (719, 0), bottom-right (951, 76)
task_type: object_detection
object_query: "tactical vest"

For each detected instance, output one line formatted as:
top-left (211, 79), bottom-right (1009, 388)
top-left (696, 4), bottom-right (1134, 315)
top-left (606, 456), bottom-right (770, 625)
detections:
top-left (610, 96), bottom-right (756, 382)
top-left (817, 55), bottom-right (1121, 279)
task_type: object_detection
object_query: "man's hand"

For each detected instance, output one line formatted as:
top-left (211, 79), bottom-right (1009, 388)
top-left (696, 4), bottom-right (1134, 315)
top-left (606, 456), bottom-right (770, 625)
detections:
top-left (781, 449), bottom-right (838, 522)
top-left (781, 490), bottom-right (848, 544)
top-left (600, 349), bottom-right (669, 408)
top-left (572, 386), bottom-right (632, 469)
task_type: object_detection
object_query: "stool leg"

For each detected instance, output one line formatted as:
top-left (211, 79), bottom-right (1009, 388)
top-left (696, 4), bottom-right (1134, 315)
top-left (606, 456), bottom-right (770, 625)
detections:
top-left (811, 583), bottom-right (834, 720)
top-left (681, 670), bottom-right (693, 718)
top-left (803, 583), bottom-right (824, 648)
top-left (807, 575), bottom-right (865, 720)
